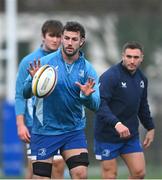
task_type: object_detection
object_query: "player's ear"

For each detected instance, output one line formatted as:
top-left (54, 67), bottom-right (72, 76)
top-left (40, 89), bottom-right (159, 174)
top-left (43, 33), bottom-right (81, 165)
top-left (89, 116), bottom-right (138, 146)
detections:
top-left (121, 52), bottom-right (124, 61)
top-left (41, 33), bottom-right (45, 43)
top-left (80, 38), bottom-right (85, 47)
top-left (141, 55), bottom-right (144, 62)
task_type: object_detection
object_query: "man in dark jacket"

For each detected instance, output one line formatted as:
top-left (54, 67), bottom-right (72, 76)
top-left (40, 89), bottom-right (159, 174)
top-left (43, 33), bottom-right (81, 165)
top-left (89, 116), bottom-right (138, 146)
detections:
top-left (94, 41), bottom-right (155, 179)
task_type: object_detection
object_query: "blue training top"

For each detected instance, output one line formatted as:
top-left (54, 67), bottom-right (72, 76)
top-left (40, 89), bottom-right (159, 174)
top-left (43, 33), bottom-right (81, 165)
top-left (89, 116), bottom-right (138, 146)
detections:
top-left (23, 49), bottom-right (100, 135)
top-left (15, 47), bottom-right (50, 128)
top-left (94, 61), bottom-right (155, 143)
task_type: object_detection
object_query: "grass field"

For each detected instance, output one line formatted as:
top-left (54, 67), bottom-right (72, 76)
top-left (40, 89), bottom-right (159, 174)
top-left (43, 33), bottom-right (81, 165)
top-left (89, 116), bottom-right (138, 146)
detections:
top-left (0, 164), bottom-right (161, 179)
top-left (88, 165), bottom-right (162, 179)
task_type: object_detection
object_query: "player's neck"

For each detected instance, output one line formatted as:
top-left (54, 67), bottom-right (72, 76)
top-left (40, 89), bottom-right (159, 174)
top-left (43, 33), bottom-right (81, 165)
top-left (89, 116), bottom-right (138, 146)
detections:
top-left (62, 51), bottom-right (79, 64)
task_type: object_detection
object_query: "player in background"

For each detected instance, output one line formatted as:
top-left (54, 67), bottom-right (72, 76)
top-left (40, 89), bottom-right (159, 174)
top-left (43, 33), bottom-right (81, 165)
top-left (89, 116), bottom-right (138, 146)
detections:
top-left (15, 19), bottom-right (65, 179)
top-left (94, 41), bottom-right (155, 179)
top-left (23, 21), bottom-right (100, 179)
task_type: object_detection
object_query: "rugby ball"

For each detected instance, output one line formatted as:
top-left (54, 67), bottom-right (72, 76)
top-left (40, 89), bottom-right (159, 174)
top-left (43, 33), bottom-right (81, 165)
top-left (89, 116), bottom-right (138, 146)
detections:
top-left (32, 64), bottom-right (57, 98)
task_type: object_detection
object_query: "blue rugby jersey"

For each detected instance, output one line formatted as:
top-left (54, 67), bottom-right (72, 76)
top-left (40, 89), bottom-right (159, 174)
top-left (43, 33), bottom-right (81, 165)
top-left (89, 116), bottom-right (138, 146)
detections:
top-left (94, 61), bottom-right (154, 143)
top-left (15, 47), bottom-right (50, 128)
top-left (23, 49), bottom-right (100, 135)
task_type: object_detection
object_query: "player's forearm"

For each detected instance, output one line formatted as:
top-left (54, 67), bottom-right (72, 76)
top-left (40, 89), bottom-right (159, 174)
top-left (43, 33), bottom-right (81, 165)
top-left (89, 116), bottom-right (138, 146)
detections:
top-left (23, 77), bottom-right (33, 99)
top-left (80, 90), bottom-right (100, 111)
top-left (98, 99), bottom-right (119, 127)
top-left (138, 104), bottom-right (155, 130)
top-left (16, 114), bottom-right (25, 127)
top-left (15, 92), bottom-right (26, 115)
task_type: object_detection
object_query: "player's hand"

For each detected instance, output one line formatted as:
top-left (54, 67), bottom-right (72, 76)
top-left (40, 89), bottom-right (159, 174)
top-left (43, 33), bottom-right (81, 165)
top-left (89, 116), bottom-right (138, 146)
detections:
top-left (115, 122), bottom-right (131, 138)
top-left (75, 77), bottom-right (95, 96)
top-left (143, 129), bottom-right (155, 149)
top-left (28, 59), bottom-right (41, 77)
top-left (17, 123), bottom-right (31, 143)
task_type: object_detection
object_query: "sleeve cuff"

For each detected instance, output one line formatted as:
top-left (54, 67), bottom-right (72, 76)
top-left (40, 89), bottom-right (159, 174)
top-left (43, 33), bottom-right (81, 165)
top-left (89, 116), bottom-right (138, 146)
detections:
top-left (80, 91), bottom-right (91, 99)
top-left (115, 122), bottom-right (122, 128)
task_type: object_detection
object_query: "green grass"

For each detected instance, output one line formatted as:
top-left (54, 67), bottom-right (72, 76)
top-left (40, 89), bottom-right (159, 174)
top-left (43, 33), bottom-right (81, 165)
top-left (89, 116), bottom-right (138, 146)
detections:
top-left (0, 165), bottom-right (161, 179)
top-left (88, 165), bottom-right (162, 179)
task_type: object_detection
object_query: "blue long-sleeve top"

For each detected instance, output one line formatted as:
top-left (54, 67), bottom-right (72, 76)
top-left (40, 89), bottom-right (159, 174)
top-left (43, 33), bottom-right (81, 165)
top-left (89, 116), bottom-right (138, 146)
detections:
top-left (23, 49), bottom-right (100, 135)
top-left (94, 62), bottom-right (155, 143)
top-left (15, 47), bottom-right (50, 127)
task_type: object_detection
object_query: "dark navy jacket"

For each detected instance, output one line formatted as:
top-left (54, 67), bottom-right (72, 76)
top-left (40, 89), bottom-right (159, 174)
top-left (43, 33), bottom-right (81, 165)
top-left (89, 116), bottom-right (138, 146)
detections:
top-left (94, 61), bottom-right (155, 143)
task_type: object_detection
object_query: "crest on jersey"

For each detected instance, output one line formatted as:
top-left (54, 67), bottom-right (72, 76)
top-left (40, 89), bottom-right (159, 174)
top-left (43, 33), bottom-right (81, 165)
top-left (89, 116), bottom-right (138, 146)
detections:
top-left (140, 80), bottom-right (144, 88)
top-left (79, 70), bottom-right (85, 77)
top-left (121, 82), bottom-right (127, 88)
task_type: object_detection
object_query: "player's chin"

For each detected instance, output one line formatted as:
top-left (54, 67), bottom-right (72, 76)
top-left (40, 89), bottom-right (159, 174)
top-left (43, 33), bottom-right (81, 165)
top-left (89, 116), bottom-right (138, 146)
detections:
top-left (128, 67), bottom-right (136, 72)
top-left (50, 47), bottom-right (59, 51)
top-left (65, 50), bottom-right (75, 57)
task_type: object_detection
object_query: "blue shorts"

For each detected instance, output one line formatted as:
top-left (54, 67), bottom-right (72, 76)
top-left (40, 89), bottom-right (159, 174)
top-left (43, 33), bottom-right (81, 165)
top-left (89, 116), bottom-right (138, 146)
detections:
top-left (28, 143), bottom-right (63, 160)
top-left (94, 137), bottom-right (143, 160)
top-left (31, 130), bottom-right (87, 160)
top-left (28, 127), bottom-right (63, 159)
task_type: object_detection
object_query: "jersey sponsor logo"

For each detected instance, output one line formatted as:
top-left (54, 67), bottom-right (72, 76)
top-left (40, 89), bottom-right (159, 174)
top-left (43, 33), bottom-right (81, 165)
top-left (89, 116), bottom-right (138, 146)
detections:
top-left (102, 149), bottom-right (110, 157)
top-left (140, 80), bottom-right (144, 88)
top-left (121, 82), bottom-right (127, 88)
top-left (79, 70), bottom-right (85, 77)
top-left (38, 148), bottom-right (46, 157)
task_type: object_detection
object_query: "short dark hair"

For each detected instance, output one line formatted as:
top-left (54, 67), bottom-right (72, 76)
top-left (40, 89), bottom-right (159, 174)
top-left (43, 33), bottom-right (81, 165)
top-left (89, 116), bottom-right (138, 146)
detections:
top-left (41, 20), bottom-right (63, 37)
top-left (63, 21), bottom-right (85, 38)
top-left (122, 41), bottom-right (144, 53)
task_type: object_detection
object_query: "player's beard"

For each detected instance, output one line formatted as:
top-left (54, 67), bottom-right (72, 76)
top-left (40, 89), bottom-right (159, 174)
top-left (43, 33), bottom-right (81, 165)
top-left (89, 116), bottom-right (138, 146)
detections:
top-left (62, 45), bottom-right (79, 57)
top-left (127, 64), bottom-right (137, 74)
